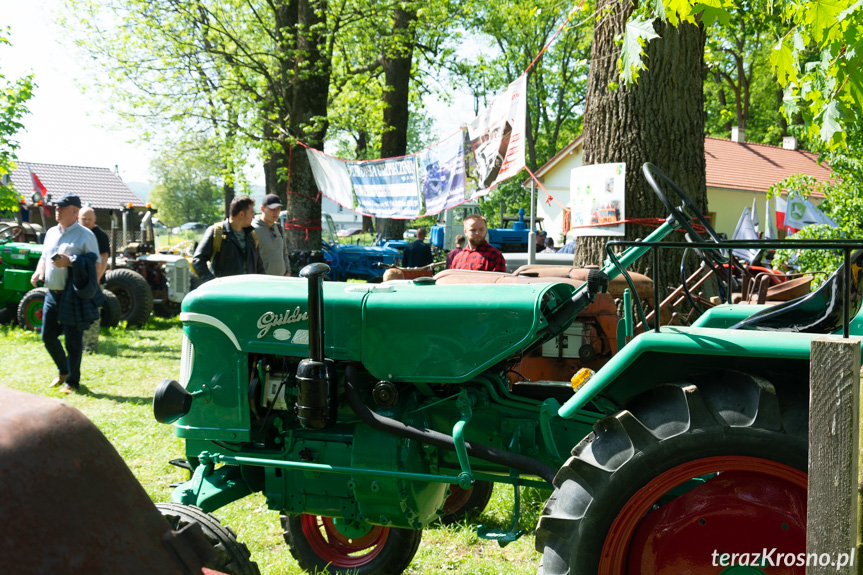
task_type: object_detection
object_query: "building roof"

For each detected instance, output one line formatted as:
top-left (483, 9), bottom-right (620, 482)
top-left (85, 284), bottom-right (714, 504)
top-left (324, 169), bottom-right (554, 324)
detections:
top-left (704, 137), bottom-right (830, 197)
top-left (528, 135), bottom-right (832, 198)
top-left (10, 161), bottom-right (145, 210)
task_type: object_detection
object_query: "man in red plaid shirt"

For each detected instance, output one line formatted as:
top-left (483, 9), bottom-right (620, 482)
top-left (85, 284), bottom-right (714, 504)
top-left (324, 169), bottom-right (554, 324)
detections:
top-left (451, 214), bottom-right (506, 272)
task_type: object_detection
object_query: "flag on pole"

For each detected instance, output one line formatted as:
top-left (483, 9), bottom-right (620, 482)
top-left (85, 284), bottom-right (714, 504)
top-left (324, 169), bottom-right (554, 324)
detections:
top-left (774, 196), bottom-right (787, 231)
top-left (784, 195), bottom-right (836, 232)
top-left (750, 198), bottom-right (760, 234)
top-left (26, 163), bottom-right (50, 218)
top-left (764, 197), bottom-right (776, 239)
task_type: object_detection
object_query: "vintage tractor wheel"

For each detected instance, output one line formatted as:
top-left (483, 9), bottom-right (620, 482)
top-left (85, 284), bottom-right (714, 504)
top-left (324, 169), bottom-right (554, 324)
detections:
top-left (536, 371), bottom-right (808, 575)
top-left (100, 289), bottom-right (122, 328)
top-left (17, 287), bottom-right (47, 331)
top-left (440, 480), bottom-right (494, 525)
top-left (282, 514), bottom-right (422, 575)
top-left (156, 502), bottom-right (261, 575)
top-left (104, 268), bottom-right (153, 326)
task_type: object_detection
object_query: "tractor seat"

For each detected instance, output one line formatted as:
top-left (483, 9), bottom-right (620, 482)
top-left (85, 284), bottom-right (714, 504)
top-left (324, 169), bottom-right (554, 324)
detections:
top-left (730, 250), bottom-right (863, 334)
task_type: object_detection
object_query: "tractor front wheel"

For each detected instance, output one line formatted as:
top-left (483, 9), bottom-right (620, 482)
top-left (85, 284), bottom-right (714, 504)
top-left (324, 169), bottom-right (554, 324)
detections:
top-left (104, 268), bottom-right (153, 326)
top-left (100, 288), bottom-right (122, 328)
top-left (282, 514), bottom-right (421, 575)
top-left (536, 371), bottom-right (808, 575)
top-left (17, 288), bottom-right (47, 331)
top-left (156, 502), bottom-right (260, 575)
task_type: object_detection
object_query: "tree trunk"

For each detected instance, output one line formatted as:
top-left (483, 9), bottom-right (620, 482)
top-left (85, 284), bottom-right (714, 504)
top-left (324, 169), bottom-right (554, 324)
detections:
top-left (375, 6), bottom-right (416, 240)
top-left (577, 0), bottom-right (707, 297)
top-left (264, 0), bottom-right (330, 253)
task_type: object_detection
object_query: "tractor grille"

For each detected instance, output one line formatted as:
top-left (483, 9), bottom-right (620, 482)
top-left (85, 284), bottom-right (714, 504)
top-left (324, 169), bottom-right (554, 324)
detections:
top-left (179, 335), bottom-right (194, 387)
top-left (167, 263), bottom-right (190, 303)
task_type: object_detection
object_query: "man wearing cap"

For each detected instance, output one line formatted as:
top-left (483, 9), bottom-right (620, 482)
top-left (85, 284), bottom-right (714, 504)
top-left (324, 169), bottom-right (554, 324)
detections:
top-left (30, 193), bottom-right (99, 395)
top-left (252, 193), bottom-right (290, 276)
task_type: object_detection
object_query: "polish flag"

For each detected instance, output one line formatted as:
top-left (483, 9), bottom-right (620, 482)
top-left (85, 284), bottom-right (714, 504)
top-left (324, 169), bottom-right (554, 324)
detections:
top-left (773, 196), bottom-right (791, 233)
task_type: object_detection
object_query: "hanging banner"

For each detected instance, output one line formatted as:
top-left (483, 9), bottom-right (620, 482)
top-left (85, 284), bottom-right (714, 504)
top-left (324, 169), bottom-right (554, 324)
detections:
top-left (418, 131), bottom-right (468, 215)
top-left (306, 148), bottom-right (355, 209)
top-left (569, 163), bottom-right (626, 237)
top-left (350, 157), bottom-right (421, 218)
top-left (465, 75), bottom-right (527, 196)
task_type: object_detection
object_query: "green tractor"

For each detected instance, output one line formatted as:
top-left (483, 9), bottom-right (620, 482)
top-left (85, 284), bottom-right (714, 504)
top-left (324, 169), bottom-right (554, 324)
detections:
top-left (153, 164), bottom-right (862, 574)
top-left (0, 222), bottom-right (121, 331)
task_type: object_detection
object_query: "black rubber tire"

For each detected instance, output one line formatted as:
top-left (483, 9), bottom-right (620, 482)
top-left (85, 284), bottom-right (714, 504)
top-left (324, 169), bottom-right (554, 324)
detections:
top-left (100, 288), bottom-right (122, 328)
top-left (17, 287), bottom-right (47, 331)
top-left (282, 514), bottom-right (422, 575)
top-left (156, 502), bottom-right (261, 575)
top-left (439, 480), bottom-right (494, 525)
top-left (0, 304), bottom-right (15, 324)
top-left (535, 371), bottom-right (808, 575)
top-left (154, 299), bottom-right (180, 318)
top-left (104, 268), bottom-right (153, 326)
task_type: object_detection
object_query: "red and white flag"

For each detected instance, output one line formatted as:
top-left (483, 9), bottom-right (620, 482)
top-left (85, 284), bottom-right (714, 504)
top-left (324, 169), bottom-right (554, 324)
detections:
top-left (26, 163), bottom-right (50, 217)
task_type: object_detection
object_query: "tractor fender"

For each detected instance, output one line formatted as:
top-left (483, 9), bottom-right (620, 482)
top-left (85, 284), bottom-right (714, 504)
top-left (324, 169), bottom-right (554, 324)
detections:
top-left (557, 326), bottom-right (862, 419)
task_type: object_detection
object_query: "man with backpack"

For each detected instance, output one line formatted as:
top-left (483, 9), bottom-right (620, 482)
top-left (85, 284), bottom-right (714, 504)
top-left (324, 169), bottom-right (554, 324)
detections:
top-left (192, 196), bottom-right (265, 282)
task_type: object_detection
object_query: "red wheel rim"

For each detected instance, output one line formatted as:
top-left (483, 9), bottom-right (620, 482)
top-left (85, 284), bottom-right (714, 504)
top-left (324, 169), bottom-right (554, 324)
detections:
top-left (301, 515), bottom-right (389, 568)
top-left (598, 456), bottom-right (807, 574)
top-left (442, 485), bottom-right (473, 516)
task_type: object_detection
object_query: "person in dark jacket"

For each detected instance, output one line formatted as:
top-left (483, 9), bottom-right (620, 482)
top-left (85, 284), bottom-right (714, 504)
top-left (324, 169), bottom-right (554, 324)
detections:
top-left (192, 196), bottom-right (265, 281)
top-left (78, 206), bottom-right (110, 353)
top-left (402, 227), bottom-right (433, 268)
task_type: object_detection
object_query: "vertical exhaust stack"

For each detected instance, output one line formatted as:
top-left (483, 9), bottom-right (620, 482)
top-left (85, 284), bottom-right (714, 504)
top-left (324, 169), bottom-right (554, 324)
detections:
top-left (295, 263), bottom-right (338, 429)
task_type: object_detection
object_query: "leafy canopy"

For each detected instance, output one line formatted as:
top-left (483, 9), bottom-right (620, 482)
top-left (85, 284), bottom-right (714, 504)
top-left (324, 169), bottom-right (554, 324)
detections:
top-left (0, 29), bottom-right (35, 211)
top-left (147, 139), bottom-right (227, 228)
top-left (620, 0), bottom-right (863, 147)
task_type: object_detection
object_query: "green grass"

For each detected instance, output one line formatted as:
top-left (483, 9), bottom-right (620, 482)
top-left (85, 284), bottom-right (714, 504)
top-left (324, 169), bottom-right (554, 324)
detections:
top-left (0, 319), bottom-right (543, 574)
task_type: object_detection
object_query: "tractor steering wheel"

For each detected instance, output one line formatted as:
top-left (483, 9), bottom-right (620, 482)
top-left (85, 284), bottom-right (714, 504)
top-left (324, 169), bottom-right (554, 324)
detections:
top-left (0, 223), bottom-right (24, 243)
top-left (642, 163), bottom-right (721, 244)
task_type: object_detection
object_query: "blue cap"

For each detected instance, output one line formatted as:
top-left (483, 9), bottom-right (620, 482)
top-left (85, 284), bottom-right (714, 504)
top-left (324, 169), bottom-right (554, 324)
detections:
top-left (53, 194), bottom-right (82, 208)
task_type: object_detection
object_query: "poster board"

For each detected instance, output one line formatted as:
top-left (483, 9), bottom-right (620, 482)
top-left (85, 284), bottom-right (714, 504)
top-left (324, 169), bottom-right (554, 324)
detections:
top-left (569, 163), bottom-right (626, 236)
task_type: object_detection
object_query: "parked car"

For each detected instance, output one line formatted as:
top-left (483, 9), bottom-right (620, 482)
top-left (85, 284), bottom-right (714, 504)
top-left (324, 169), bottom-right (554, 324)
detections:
top-left (172, 222), bottom-right (208, 234)
top-left (337, 227), bottom-right (362, 238)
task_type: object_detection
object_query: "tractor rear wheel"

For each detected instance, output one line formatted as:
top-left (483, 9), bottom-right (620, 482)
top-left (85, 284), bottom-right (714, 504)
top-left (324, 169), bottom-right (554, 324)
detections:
top-left (100, 289), bottom-right (122, 328)
top-left (282, 514), bottom-right (422, 575)
top-left (440, 480), bottom-right (494, 525)
top-left (535, 371), bottom-right (808, 575)
top-left (156, 502), bottom-right (260, 575)
top-left (104, 268), bottom-right (153, 326)
top-left (17, 288), bottom-right (47, 331)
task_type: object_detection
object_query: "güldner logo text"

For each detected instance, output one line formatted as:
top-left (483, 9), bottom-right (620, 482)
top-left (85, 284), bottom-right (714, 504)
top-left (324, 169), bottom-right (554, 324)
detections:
top-left (257, 307), bottom-right (308, 338)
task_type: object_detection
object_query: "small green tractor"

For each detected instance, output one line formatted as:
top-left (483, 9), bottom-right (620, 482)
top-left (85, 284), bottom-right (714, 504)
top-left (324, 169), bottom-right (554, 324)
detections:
top-left (153, 164), bottom-right (863, 574)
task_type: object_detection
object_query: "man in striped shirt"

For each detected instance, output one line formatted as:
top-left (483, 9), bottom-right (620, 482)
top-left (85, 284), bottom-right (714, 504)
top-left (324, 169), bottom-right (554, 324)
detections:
top-left (450, 214), bottom-right (506, 272)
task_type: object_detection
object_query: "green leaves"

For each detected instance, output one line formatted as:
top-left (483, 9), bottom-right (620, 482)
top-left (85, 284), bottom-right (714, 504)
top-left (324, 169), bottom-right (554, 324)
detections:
top-left (0, 28), bottom-right (35, 211)
top-left (805, 0), bottom-right (844, 42)
top-left (619, 18), bottom-right (660, 84)
top-left (819, 99), bottom-right (843, 143)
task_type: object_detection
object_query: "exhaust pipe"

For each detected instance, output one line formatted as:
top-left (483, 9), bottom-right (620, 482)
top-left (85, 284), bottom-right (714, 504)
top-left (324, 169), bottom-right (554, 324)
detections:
top-left (295, 263), bottom-right (338, 429)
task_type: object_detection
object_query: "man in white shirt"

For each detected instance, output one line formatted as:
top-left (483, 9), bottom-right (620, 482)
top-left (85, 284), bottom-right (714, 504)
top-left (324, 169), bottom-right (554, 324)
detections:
top-left (30, 194), bottom-right (98, 394)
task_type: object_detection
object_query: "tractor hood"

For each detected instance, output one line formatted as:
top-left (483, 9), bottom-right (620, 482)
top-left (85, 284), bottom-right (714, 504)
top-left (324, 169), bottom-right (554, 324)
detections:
top-left (180, 275), bottom-right (577, 383)
top-left (1, 242), bottom-right (43, 263)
